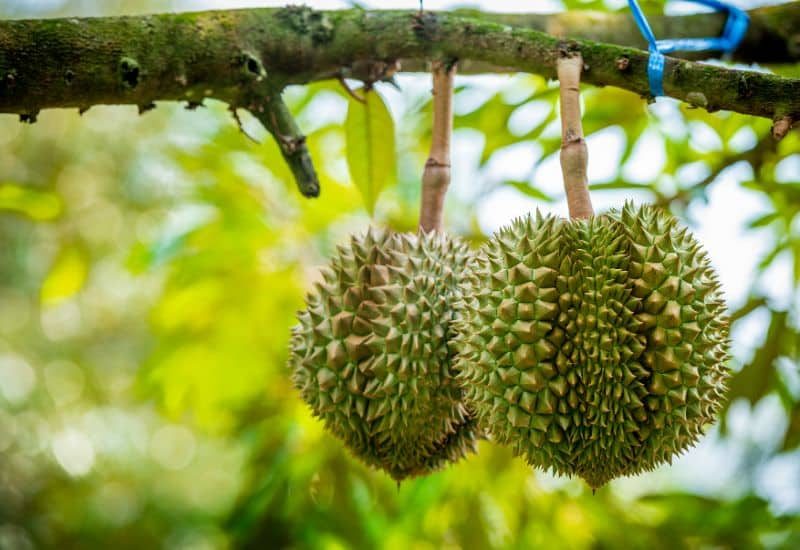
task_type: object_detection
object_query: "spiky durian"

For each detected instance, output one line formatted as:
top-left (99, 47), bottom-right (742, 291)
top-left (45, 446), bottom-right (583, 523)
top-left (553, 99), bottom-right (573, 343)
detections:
top-left (290, 228), bottom-right (479, 480)
top-left (455, 203), bottom-right (729, 488)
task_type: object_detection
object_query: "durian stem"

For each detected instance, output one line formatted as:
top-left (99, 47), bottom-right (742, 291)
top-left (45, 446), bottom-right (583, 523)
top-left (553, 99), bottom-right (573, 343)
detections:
top-left (557, 53), bottom-right (594, 220)
top-left (419, 61), bottom-right (456, 233)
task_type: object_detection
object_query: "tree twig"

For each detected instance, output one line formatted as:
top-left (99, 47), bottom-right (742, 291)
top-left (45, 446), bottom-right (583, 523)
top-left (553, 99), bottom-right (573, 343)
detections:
top-left (557, 52), bottom-right (593, 220)
top-left (251, 92), bottom-right (320, 198)
top-left (419, 61), bottom-right (455, 233)
top-left (772, 116), bottom-right (795, 141)
top-left (336, 75), bottom-right (366, 103)
top-left (229, 106), bottom-right (260, 144)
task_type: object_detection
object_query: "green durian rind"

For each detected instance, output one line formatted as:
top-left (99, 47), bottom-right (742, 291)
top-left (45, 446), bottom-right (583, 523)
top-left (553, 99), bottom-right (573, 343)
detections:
top-left (290, 228), bottom-right (479, 481)
top-left (455, 203), bottom-right (729, 488)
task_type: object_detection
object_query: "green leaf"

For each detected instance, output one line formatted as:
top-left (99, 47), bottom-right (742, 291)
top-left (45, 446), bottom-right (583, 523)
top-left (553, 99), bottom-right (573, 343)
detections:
top-left (728, 296), bottom-right (768, 323)
top-left (504, 180), bottom-right (553, 202)
top-left (727, 311), bottom-right (787, 407)
top-left (345, 88), bottom-right (396, 216)
top-left (782, 406), bottom-right (800, 451)
top-left (793, 238), bottom-right (800, 284)
top-left (0, 182), bottom-right (62, 220)
top-left (747, 212), bottom-right (779, 228)
top-left (40, 246), bottom-right (88, 306)
top-left (589, 180), bottom-right (653, 191)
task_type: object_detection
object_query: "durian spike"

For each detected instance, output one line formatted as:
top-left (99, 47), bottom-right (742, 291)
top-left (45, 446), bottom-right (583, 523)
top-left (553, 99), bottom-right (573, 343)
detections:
top-left (420, 60), bottom-right (456, 233)
top-left (557, 52), bottom-right (593, 220)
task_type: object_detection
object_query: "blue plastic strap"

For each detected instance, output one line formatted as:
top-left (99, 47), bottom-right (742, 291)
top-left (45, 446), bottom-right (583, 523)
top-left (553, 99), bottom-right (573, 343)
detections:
top-left (627, 0), bottom-right (749, 98)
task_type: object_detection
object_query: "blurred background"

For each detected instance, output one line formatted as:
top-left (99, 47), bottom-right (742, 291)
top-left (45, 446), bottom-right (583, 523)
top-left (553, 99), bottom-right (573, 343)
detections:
top-left (0, 0), bottom-right (798, 548)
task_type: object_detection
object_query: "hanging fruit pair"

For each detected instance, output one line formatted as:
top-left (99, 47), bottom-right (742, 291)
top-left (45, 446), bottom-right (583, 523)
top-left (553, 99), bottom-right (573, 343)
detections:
top-left (455, 54), bottom-right (729, 488)
top-left (456, 202), bottom-right (729, 488)
top-left (289, 52), bottom-right (730, 488)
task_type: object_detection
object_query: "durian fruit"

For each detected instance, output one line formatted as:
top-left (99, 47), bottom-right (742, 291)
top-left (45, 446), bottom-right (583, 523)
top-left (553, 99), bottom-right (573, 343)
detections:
top-left (455, 202), bottom-right (729, 489)
top-left (290, 228), bottom-right (479, 481)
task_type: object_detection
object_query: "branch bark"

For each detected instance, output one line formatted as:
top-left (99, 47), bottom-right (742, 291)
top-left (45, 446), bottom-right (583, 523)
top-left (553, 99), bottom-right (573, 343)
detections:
top-left (253, 91), bottom-right (319, 197)
top-left (454, 3), bottom-right (800, 65)
top-left (419, 60), bottom-right (455, 233)
top-left (1, 7), bottom-right (797, 122)
top-left (1, 5), bottom-right (799, 195)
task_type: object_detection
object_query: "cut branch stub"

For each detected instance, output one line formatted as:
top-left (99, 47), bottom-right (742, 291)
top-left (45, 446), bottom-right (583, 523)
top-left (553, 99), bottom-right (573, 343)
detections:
top-left (252, 92), bottom-right (320, 198)
top-left (557, 53), bottom-right (593, 220)
top-left (772, 115), bottom-right (796, 141)
top-left (419, 60), bottom-right (456, 233)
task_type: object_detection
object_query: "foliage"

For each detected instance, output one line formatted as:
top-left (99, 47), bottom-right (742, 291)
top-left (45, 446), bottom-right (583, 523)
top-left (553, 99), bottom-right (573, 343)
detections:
top-left (345, 88), bottom-right (397, 215)
top-left (0, 1), bottom-right (798, 549)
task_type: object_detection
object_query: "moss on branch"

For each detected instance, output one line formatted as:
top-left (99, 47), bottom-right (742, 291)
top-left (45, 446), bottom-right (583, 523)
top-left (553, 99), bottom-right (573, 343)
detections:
top-left (0, 5), bottom-right (798, 194)
top-left (455, 3), bottom-right (800, 65)
top-left (254, 90), bottom-right (320, 198)
top-left (1, 6), bottom-right (797, 121)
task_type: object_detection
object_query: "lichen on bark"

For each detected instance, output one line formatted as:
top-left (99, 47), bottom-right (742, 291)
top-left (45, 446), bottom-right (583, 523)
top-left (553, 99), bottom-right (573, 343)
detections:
top-left (0, 5), bottom-right (798, 194)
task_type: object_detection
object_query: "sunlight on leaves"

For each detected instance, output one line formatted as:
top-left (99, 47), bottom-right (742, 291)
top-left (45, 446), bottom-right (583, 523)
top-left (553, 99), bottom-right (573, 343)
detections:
top-left (0, 183), bottom-right (62, 220)
top-left (40, 246), bottom-right (88, 306)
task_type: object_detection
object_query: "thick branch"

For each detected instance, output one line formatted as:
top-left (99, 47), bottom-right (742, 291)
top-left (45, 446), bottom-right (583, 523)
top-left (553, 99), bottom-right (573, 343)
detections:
top-left (419, 60), bottom-right (454, 233)
top-left (0, 7), bottom-right (798, 123)
top-left (558, 53), bottom-right (593, 220)
top-left (454, 3), bottom-right (800, 65)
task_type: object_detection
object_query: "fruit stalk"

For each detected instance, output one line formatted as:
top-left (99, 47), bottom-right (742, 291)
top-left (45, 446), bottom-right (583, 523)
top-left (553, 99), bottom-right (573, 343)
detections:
top-left (558, 53), bottom-right (594, 220)
top-left (419, 61), bottom-right (456, 233)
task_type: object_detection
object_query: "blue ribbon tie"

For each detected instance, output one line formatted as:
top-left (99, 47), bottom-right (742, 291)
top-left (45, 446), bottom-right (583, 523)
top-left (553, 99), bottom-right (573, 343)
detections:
top-left (627, 0), bottom-right (750, 98)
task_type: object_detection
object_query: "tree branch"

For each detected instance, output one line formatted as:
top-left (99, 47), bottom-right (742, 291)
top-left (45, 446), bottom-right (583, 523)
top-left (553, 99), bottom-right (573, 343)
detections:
top-left (453, 3), bottom-right (800, 65)
top-left (0, 6), bottom-right (798, 193)
top-left (249, 90), bottom-right (319, 197)
top-left (1, 7), bottom-right (797, 121)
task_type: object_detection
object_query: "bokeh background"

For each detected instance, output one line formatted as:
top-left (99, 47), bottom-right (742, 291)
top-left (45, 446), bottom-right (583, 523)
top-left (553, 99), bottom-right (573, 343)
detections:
top-left (1, 0), bottom-right (799, 548)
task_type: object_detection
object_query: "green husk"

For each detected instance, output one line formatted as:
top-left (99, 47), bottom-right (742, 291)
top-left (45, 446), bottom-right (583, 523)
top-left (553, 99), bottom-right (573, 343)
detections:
top-left (290, 228), bottom-right (479, 481)
top-left (455, 203), bottom-right (729, 489)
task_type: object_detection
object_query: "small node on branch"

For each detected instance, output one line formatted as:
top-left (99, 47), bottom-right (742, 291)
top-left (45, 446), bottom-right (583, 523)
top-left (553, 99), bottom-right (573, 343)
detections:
top-left (772, 115), bottom-right (795, 141)
top-left (412, 10), bottom-right (440, 42)
top-left (251, 92), bottom-right (320, 198)
top-left (276, 5), bottom-right (334, 46)
top-left (138, 102), bottom-right (156, 115)
top-left (345, 60), bottom-right (401, 89)
top-left (419, 60), bottom-right (456, 233)
top-left (2, 70), bottom-right (16, 88)
top-left (336, 75), bottom-right (365, 103)
top-left (686, 92), bottom-right (708, 109)
top-left (239, 52), bottom-right (267, 81)
top-left (557, 52), bottom-right (593, 220)
top-left (19, 111), bottom-right (38, 124)
top-left (119, 57), bottom-right (140, 89)
top-left (737, 74), bottom-right (753, 99)
top-left (229, 106), bottom-right (259, 144)
top-left (615, 56), bottom-right (630, 72)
